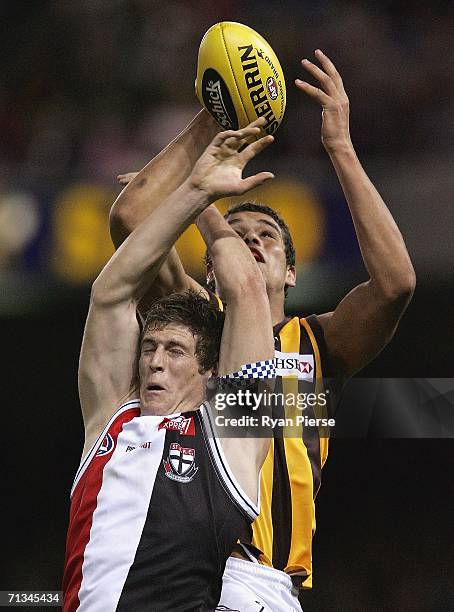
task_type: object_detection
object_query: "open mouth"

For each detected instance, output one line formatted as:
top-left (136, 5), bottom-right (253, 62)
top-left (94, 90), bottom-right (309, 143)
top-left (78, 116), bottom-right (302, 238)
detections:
top-left (249, 247), bottom-right (264, 263)
top-left (147, 384), bottom-right (165, 392)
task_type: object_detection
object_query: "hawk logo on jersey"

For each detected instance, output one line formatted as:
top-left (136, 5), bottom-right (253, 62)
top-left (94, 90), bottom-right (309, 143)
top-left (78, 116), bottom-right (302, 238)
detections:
top-left (95, 433), bottom-right (114, 457)
top-left (274, 351), bottom-right (314, 381)
top-left (163, 443), bottom-right (198, 483)
top-left (158, 415), bottom-right (195, 436)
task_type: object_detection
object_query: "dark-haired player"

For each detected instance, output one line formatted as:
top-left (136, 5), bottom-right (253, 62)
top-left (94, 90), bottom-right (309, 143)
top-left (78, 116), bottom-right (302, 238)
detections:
top-left (62, 122), bottom-right (277, 611)
top-left (111, 51), bottom-right (415, 610)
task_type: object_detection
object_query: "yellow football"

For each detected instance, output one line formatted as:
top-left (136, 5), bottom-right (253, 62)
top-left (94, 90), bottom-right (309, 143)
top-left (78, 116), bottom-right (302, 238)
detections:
top-left (196, 22), bottom-right (286, 135)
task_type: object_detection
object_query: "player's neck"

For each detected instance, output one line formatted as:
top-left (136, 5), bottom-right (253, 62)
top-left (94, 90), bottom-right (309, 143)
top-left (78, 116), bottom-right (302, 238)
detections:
top-left (140, 404), bottom-right (200, 417)
top-left (268, 293), bottom-right (286, 327)
top-left (139, 391), bottom-right (204, 417)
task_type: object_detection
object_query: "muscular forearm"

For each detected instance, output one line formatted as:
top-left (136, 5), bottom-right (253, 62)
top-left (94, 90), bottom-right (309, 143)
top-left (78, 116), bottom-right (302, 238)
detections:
top-left (110, 109), bottom-right (219, 246)
top-left (196, 206), bottom-right (266, 299)
top-left (96, 181), bottom-right (210, 304)
top-left (327, 143), bottom-right (416, 296)
top-left (97, 120), bottom-right (273, 307)
top-left (296, 51), bottom-right (414, 297)
top-left (296, 51), bottom-right (415, 378)
top-left (197, 206), bottom-right (274, 374)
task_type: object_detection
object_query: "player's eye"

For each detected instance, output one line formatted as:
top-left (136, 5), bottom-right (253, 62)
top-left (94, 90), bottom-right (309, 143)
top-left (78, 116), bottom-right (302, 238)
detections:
top-left (262, 231), bottom-right (276, 239)
top-left (142, 342), bottom-right (156, 354)
top-left (169, 348), bottom-right (184, 356)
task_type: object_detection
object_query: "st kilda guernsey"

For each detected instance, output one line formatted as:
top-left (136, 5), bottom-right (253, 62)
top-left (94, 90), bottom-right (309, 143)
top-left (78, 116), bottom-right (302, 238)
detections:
top-left (62, 400), bottom-right (259, 611)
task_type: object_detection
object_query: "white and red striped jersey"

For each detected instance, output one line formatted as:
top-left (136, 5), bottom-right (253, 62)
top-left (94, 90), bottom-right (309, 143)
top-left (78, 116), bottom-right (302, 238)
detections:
top-left (63, 399), bottom-right (258, 612)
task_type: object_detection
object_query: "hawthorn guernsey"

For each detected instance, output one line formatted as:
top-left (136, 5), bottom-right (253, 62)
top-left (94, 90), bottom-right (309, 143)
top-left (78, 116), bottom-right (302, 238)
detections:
top-left (196, 22), bottom-right (286, 135)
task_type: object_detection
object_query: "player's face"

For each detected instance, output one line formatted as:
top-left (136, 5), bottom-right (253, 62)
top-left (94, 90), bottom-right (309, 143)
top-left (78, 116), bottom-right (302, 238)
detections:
top-left (138, 324), bottom-right (212, 416)
top-left (224, 211), bottom-right (296, 295)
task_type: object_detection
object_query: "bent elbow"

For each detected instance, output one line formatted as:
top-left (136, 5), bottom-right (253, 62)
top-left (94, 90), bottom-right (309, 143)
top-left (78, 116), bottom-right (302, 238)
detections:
top-left (378, 261), bottom-right (416, 301)
top-left (109, 203), bottom-right (132, 248)
top-left (90, 274), bottom-right (125, 308)
top-left (90, 276), bottom-right (110, 307)
top-left (394, 267), bottom-right (416, 302)
top-left (404, 268), bottom-right (416, 297)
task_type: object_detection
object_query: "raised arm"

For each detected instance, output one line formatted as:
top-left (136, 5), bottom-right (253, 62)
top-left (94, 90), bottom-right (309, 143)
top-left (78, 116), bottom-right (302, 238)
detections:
top-left (197, 205), bottom-right (275, 375)
top-left (196, 203), bottom-right (275, 500)
top-left (295, 50), bottom-right (416, 379)
top-left (109, 109), bottom-right (219, 301)
top-left (80, 120), bottom-right (274, 455)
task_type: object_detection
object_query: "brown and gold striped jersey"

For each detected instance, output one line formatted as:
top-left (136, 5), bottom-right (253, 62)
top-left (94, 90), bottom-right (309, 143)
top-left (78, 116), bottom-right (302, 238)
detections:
top-left (242, 315), bottom-right (334, 588)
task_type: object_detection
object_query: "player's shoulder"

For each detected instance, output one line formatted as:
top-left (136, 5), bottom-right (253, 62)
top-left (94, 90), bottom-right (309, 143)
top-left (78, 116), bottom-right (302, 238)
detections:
top-left (298, 311), bottom-right (333, 345)
top-left (300, 311), bottom-right (333, 330)
top-left (298, 312), bottom-right (333, 374)
top-left (82, 392), bottom-right (140, 459)
top-left (278, 311), bottom-right (332, 335)
top-left (301, 312), bottom-right (346, 382)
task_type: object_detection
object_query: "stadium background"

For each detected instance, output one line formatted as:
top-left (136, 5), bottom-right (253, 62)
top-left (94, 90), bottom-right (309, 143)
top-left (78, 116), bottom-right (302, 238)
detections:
top-left (2, 1), bottom-right (452, 609)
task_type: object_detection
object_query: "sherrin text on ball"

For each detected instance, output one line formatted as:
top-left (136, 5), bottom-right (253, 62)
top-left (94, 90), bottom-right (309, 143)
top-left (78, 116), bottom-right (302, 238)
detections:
top-left (196, 22), bottom-right (286, 135)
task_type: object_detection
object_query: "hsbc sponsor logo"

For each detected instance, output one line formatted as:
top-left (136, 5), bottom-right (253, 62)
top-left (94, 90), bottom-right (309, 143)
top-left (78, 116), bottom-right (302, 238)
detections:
top-left (274, 351), bottom-right (314, 381)
top-left (158, 415), bottom-right (195, 436)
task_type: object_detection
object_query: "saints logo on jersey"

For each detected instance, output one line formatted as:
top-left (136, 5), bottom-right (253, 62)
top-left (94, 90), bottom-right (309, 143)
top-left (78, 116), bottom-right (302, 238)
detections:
top-left (163, 443), bottom-right (199, 483)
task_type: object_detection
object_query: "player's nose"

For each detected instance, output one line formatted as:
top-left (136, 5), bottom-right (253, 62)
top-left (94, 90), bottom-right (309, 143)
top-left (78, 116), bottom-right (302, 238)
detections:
top-left (244, 229), bottom-right (262, 245)
top-left (149, 346), bottom-right (166, 371)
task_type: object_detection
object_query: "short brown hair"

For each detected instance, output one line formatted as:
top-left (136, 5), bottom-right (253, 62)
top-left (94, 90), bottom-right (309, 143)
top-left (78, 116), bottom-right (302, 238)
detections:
top-left (141, 290), bottom-right (224, 373)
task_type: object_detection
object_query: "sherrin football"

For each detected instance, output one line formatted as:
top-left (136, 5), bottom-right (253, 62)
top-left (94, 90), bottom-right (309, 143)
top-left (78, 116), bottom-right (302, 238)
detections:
top-left (196, 22), bottom-right (286, 135)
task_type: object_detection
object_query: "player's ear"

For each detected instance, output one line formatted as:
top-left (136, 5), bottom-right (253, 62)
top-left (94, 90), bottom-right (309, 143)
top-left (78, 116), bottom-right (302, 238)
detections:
top-left (285, 265), bottom-right (296, 288)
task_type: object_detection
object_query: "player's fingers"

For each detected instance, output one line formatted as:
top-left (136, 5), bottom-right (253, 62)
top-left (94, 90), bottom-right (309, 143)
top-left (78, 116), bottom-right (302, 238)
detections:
top-left (117, 172), bottom-right (139, 185)
top-left (295, 79), bottom-right (332, 106)
top-left (216, 117), bottom-right (267, 143)
top-left (223, 129), bottom-right (261, 150)
top-left (240, 134), bottom-right (274, 163)
top-left (216, 133), bottom-right (255, 153)
top-left (234, 118), bottom-right (269, 150)
top-left (246, 117), bottom-right (268, 130)
top-left (300, 58), bottom-right (337, 97)
top-left (236, 172), bottom-right (274, 195)
top-left (210, 132), bottom-right (229, 148)
top-left (314, 49), bottom-right (346, 94)
top-left (215, 123), bottom-right (262, 147)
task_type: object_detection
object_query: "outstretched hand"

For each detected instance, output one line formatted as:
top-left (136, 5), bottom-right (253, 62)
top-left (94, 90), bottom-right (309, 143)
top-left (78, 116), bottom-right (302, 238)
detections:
top-left (116, 119), bottom-right (274, 200)
top-left (295, 49), bottom-right (352, 153)
top-left (189, 117), bottom-right (274, 200)
top-left (116, 118), bottom-right (274, 199)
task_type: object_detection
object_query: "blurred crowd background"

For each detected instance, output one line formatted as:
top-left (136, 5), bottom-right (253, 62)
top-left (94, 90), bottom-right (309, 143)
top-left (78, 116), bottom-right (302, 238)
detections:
top-left (2, 1), bottom-right (452, 610)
